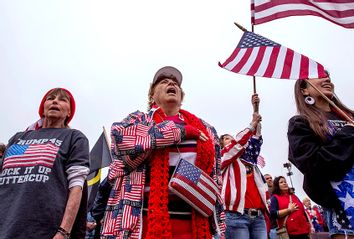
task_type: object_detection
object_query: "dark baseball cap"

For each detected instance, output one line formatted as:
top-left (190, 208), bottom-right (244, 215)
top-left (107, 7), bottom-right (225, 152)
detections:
top-left (152, 66), bottom-right (183, 86)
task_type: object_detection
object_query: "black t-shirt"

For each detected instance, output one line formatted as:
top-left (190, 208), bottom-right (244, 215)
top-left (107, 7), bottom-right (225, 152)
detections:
top-left (0, 128), bottom-right (89, 239)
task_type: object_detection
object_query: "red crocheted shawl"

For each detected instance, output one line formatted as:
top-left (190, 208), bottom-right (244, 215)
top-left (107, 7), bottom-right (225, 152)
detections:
top-left (145, 108), bottom-right (215, 239)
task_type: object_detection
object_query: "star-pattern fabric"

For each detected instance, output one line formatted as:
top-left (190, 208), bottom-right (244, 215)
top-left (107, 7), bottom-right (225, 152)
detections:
top-left (331, 166), bottom-right (354, 229)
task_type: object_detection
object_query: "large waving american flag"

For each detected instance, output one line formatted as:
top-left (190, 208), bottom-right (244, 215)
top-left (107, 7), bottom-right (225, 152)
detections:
top-left (169, 158), bottom-right (218, 217)
top-left (251, 0), bottom-right (354, 29)
top-left (219, 31), bottom-right (327, 80)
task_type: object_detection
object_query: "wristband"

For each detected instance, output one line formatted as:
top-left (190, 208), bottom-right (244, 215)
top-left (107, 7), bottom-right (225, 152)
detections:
top-left (57, 227), bottom-right (71, 239)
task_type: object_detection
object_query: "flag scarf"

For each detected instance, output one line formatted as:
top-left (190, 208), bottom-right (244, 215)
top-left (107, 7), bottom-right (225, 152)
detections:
top-left (219, 31), bottom-right (327, 80)
top-left (169, 158), bottom-right (218, 217)
top-left (251, 0), bottom-right (354, 29)
top-left (87, 132), bottom-right (111, 210)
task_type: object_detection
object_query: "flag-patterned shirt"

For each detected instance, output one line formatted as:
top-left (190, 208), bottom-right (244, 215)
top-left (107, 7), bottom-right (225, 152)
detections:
top-left (0, 128), bottom-right (89, 238)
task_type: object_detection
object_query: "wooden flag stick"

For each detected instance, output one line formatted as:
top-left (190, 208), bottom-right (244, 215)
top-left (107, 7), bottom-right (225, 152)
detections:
top-left (234, 22), bottom-right (247, 32)
top-left (253, 75), bottom-right (259, 113)
top-left (234, 22), bottom-right (259, 112)
top-left (305, 80), bottom-right (354, 124)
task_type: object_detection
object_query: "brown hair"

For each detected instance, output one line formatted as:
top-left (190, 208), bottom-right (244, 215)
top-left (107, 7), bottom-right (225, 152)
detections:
top-left (147, 75), bottom-right (185, 110)
top-left (219, 134), bottom-right (232, 149)
top-left (272, 176), bottom-right (292, 195)
top-left (294, 78), bottom-right (354, 141)
top-left (0, 143), bottom-right (6, 156)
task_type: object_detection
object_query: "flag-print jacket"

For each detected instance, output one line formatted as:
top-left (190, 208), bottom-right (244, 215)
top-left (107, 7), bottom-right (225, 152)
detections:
top-left (221, 126), bottom-right (268, 213)
top-left (101, 108), bottom-right (225, 239)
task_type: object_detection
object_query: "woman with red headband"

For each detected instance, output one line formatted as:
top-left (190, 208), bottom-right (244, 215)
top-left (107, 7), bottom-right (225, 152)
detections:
top-left (0, 88), bottom-right (90, 239)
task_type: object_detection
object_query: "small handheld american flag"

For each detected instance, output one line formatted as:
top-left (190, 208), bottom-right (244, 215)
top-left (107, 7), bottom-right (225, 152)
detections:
top-left (169, 158), bottom-right (219, 217)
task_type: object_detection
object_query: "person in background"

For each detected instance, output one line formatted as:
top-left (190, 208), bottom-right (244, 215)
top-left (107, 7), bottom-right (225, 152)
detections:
top-left (220, 94), bottom-right (269, 239)
top-left (264, 174), bottom-right (277, 239)
top-left (101, 66), bottom-right (225, 239)
top-left (264, 174), bottom-right (273, 194)
top-left (288, 73), bottom-right (354, 238)
top-left (303, 197), bottom-right (324, 232)
top-left (0, 88), bottom-right (90, 239)
top-left (85, 212), bottom-right (97, 239)
top-left (87, 176), bottom-right (112, 239)
top-left (270, 176), bottom-right (311, 239)
top-left (0, 143), bottom-right (5, 158)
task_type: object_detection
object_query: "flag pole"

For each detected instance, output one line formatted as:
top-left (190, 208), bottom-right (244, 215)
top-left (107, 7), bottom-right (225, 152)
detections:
top-left (251, 23), bottom-right (259, 112)
top-left (234, 22), bottom-right (247, 32)
top-left (234, 22), bottom-right (259, 112)
top-left (305, 80), bottom-right (354, 123)
top-left (102, 126), bottom-right (113, 161)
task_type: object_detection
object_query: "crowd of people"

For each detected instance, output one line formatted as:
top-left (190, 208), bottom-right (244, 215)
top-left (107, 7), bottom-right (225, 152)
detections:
top-left (0, 66), bottom-right (353, 239)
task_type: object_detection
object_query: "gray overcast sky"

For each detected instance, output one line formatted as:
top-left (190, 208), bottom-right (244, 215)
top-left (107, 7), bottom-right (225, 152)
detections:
top-left (1, 0), bottom-right (354, 201)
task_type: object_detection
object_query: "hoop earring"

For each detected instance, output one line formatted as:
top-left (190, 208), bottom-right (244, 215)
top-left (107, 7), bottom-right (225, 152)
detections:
top-left (304, 96), bottom-right (315, 105)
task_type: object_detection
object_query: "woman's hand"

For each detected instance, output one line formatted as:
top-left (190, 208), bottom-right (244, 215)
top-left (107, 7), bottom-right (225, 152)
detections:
top-left (185, 125), bottom-right (209, 141)
top-left (288, 202), bottom-right (299, 213)
top-left (199, 131), bottom-right (209, 141)
top-left (251, 94), bottom-right (260, 106)
top-left (251, 93), bottom-right (260, 113)
top-left (86, 221), bottom-right (97, 231)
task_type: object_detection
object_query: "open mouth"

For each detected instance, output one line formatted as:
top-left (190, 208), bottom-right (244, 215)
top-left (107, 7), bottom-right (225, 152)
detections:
top-left (49, 106), bottom-right (60, 111)
top-left (166, 87), bottom-right (176, 94)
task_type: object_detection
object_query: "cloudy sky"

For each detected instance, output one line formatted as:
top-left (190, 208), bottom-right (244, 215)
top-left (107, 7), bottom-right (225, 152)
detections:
top-left (1, 0), bottom-right (354, 201)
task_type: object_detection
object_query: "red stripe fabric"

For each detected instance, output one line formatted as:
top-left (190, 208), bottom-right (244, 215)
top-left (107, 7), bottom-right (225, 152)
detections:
top-left (252, 0), bottom-right (354, 28)
top-left (281, 48), bottom-right (294, 79)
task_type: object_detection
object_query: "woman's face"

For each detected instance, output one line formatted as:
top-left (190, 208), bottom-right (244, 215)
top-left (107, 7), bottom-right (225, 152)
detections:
top-left (303, 198), bottom-right (311, 208)
top-left (278, 177), bottom-right (289, 192)
top-left (302, 76), bottom-right (334, 99)
top-left (222, 134), bottom-right (234, 148)
top-left (43, 92), bottom-right (71, 125)
top-left (152, 78), bottom-right (182, 108)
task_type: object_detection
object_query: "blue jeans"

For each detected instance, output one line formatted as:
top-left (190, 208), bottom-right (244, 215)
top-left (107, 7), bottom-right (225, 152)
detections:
top-left (323, 207), bottom-right (354, 237)
top-left (225, 211), bottom-right (267, 239)
top-left (269, 228), bottom-right (277, 239)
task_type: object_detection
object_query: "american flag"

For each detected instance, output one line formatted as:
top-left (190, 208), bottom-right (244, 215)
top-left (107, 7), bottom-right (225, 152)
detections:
top-left (257, 155), bottom-right (266, 168)
top-left (219, 31), bottom-right (327, 80)
top-left (331, 166), bottom-right (354, 228)
top-left (3, 143), bottom-right (59, 169)
top-left (251, 0), bottom-right (354, 29)
top-left (169, 158), bottom-right (218, 217)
